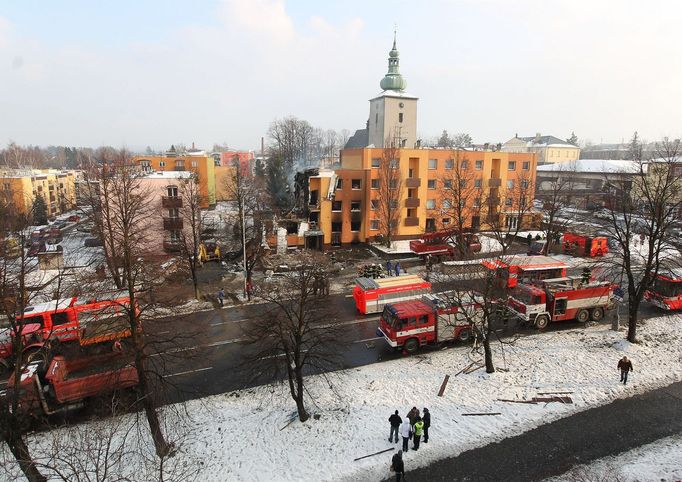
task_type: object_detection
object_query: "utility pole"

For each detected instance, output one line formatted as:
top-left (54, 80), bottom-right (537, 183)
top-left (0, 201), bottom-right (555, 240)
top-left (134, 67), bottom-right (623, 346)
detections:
top-left (241, 190), bottom-right (247, 299)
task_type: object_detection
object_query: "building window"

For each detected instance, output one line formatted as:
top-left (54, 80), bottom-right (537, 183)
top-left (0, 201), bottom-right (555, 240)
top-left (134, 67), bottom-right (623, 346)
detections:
top-left (442, 199), bottom-right (452, 209)
top-left (168, 208), bottom-right (179, 218)
top-left (191, 161), bottom-right (198, 168)
top-left (475, 160), bottom-right (483, 170)
top-left (159, 161), bottom-right (166, 167)
top-left (460, 180), bottom-right (467, 189)
top-left (336, 179), bottom-right (343, 190)
top-left (389, 159), bottom-right (399, 169)
top-left (508, 161), bottom-right (516, 170)
top-left (474, 179), bottom-right (482, 188)
top-left (521, 180), bottom-right (529, 189)
top-left (350, 220), bottom-right (361, 231)
top-left (442, 218), bottom-right (451, 225)
top-left (371, 158), bottom-right (380, 168)
top-left (351, 179), bottom-right (361, 190)
top-left (507, 180), bottom-right (514, 189)
top-left (389, 200), bottom-right (398, 209)
top-left (370, 199), bottom-right (378, 210)
top-left (371, 179), bottom-right (379, 189)
top-left (473, 198), bottom-right (481, 208)
top-left (445, 159), bottom-right (454, 170)
top-left (170, 230), bottom-right (181, 241)
top-left (443, 180), bottom-right (452, 189)
top-left (331, 221), bottom-right (342, 232)
top-left (426, 199), bottom-right (436, 209)
top-left (167, 186), bottom-right (178, 197)
top-left (351, 201), bottom-right (361, 211)
top-left (428, 159), bottom-right (437, 169)
top-left (505, 197), bottom-right (513, 206)
top-left (427, 180), bottom-right (436, 189)
top-left (461, 160), bottom-right (469, 170)
top-left (370, 219), bottom-right (379, 230)
top-left (399, 113), bottom-right (403, 123)
top-left (332, 201), bottom-right (342, 212)
top-left (389, 180), bottom-right (398, 189)
top-left (3, 183), bottom-right (9, 190)
top-left (522, 161), bottom-right (530, 170)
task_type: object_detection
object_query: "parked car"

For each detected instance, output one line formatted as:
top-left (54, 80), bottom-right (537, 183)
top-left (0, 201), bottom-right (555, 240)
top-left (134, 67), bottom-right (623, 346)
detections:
top-left (593, 209), bottom-right (611, 220)
top-left (84, 237), bottom-right (103, 247)
top-left (27, 241), bottom-right (46, 257)
top-left (68, 214), bottom-right (81, 222)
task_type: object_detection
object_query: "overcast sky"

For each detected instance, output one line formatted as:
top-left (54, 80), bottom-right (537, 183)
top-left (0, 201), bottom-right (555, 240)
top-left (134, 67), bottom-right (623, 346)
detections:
top-left (1, 0), bottom-right (680, 151)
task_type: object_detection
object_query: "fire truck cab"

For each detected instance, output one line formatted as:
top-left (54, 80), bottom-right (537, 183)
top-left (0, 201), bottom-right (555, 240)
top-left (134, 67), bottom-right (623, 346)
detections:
top-left (563, 232), bottom-right (609, 257)
top-left (377, 293), bottom-right (480, 353)
top-left (644, 269), bottom-right (682, 310)
top-left (482, 255), bottom-right (569, 289)
top-left (507, 276), bottom-right (614, 329)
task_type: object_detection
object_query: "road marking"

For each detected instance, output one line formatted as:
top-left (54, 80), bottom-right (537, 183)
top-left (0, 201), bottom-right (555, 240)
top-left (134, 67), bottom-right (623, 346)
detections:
top-left (344, 294), bottom-right (353, 298)
top-left (210, 318), bottom-right (248, 326)
top-left (157, 330), bottom-right (170, 335)
top-left (163, 366), bottom-right (213, 378)
top-left (319, 316), bottom-right (380, 330)
top-left (353, 337), bottom-right (381, 344)
top-left (205, 337), bottom-right (245, 347)
top-left (259, 349), bottom-right (308, 360)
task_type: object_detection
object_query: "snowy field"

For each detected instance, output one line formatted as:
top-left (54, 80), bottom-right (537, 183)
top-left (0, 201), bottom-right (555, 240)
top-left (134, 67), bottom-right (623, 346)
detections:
top-left (551, 434), bottom-right (682, 481)
top-left (3, 315), bottom-right (682, 481)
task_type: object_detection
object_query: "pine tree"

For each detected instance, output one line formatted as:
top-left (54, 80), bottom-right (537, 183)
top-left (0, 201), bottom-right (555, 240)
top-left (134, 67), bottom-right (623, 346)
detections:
top-left (32, 195), bottom-right (48, 225)
top-left (567, 131), bottom-right (579, 146)
top-left (437, 130), bottom-right (452, 148)
top-left (254, 158), bottom-right (265, 178)
top-left (266, 152), bottom-right (290, 211)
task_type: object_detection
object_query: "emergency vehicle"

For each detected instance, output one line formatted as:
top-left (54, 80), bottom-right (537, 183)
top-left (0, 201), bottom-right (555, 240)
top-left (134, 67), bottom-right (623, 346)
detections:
top-left (562, 232), bottom-right (609, 257)
top-left (507, 276), bottom-right (614, 329)
top-left (409, 228), bottom-right (482, 260)
top-left (353, 275), bottom-right (431, 315)
top-left (377, 293), bottom-right (481, 353)
top-left (482, 255), bottom-right (568, 289)
top-left (644, 269), bottom-right (682, 310)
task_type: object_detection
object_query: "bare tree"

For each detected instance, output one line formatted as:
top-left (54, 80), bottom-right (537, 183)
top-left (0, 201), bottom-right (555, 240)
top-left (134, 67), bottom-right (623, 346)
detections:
top-left (601, 136), bottom-right (682, 342)
top-left (240, 252), bottom-right (342, 422)
top-left (452, 133), bottom-right (473, 148)
top-left (537, 161), bottom-right (577, 254)
top-left (484, 173), bottom-right (536, 255)
top-left (177, 173), bottom-right (205, 300)
top-left (375, 141), bottom-right (403, 248)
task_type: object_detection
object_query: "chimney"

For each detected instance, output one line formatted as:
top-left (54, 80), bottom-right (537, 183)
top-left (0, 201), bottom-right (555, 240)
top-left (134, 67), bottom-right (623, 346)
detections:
top-left (261, 137), bottom-right (265, 158)
top-left (192, 142), bottom-right (196, 150)
top-left (535, 133), bottom-right (541, 143)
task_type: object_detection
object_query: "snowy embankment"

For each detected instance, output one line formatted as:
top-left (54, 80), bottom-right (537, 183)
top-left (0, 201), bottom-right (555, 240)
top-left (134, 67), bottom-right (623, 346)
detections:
top-left (4, 316), bottom-right (682, 481)
top-left (551, 434), bottom-right (682, 481)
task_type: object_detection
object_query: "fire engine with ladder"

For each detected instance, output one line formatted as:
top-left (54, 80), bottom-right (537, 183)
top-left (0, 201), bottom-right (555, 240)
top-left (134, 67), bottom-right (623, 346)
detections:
top-left (409, 228), bottom-right (482, 261)
top-left (507, 276), bottom-right (614, 330)
top-left (376, 293), bottom-right (481, 353)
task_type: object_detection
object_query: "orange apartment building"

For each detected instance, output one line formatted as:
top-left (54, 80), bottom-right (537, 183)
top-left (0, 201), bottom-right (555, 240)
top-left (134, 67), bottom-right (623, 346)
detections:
top-left (308, 148), bottom-right (537, 245)
top-left (132, 146), bottom-right (216, 208)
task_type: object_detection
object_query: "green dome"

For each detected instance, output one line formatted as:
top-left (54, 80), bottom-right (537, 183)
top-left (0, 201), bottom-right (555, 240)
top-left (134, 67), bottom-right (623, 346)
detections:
top-left (380, 35), bottom-right (406, 91)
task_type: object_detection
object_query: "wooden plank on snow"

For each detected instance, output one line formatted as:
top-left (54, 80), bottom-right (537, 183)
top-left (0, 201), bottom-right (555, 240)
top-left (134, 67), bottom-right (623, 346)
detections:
top-left (437, 374), bottom-right (450, 397)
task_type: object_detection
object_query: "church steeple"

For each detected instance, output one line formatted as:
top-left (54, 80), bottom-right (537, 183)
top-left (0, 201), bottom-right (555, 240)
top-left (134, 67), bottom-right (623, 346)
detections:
top-left (380, 31), bottom-right (407, 91)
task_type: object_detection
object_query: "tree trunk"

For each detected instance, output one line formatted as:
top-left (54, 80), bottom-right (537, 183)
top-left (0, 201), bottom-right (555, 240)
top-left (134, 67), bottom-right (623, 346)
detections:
top-left (191, 266), bottom-right (200, 300)
top-left (627, 302), bottom-right (639, 343)
top-left (293, 366), bottom-right (309, 422)
top-left (483, 336), bottom-right (495, 374)
top-left (132, 328), bottom-right (172, 457)
top-left (6, 432), bottom-right (47, 482)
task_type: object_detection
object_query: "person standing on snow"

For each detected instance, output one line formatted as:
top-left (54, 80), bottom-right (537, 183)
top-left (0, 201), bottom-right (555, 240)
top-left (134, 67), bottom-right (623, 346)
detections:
top-left (618, 356), bottom-right (633, 384)
top-left (217, 288), bottom-right (225, 307)
top-left (395, 261), bottom-right (401, 276)
top-left (391, 450), bottom-right (405, 482)
top-left (406, 407), bottom-right (419, 427)
top-left (422, 408), bottom-right (431, 443)
top-left (412, 416), bottom-right (424, 451)
top-left (399, 418), bottom-right (412, 452)
top-left (386, 260), bottom-right (393, 277)
top-left (388, 410), bottom-right (402, 443)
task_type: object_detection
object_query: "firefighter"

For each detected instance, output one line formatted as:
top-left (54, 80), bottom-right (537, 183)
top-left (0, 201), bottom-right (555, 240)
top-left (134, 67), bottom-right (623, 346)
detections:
top-left (412, 416), bottom-right (424, 450)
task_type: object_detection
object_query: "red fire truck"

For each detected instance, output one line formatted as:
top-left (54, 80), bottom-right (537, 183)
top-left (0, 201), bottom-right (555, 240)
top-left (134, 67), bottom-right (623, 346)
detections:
top-left (353, 275), bottom-right (431, 314)
top-left (507, 276), bottom-right (614, 329)
top-left (409, 228), bottom-right (482, 260)
top-left (6, 351), bottom-right (138, 416)
top-left (1, 292), bottom-right (134, 371)
top-left (563, 232), bottom-right (609, 257)
top-left (376, 293), bottom-right (480, 353)
top-left (482, 255), bottom-right (568, 289)
top-left (644, 269), bottom-right (682, 310)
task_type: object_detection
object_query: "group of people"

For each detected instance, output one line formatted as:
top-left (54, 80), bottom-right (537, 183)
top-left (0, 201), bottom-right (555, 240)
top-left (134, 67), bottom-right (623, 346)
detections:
top-left (389, 407), bottom-right (431, 481)
top-left (385, 260), bottom-right (403, 277)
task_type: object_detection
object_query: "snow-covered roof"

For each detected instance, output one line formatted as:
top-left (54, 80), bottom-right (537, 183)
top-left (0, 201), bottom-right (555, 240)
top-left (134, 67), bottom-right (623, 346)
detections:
top-left (537, 159), bottom-right (640, 174)
top-left (544, 143), bottom-right (580, 148)
top-left (370, 90), bottom-right (419, 101)
top-left (310, 169), bottom-right (336, 178)
top-left (143, 171), bottom-right (194, 179)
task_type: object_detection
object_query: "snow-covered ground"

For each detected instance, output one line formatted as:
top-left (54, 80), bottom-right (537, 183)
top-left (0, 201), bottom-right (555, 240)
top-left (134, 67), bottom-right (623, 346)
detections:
top-left (4, 314), bottom-right (682, 481)
top-left (551, 434), bottom-right (682, 481)
top-left (372, 235), bottom-right (502, 255)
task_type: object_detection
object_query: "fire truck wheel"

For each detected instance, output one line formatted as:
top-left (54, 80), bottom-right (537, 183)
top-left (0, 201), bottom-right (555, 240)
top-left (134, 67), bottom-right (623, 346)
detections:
top-left (458, 329), bottom-right (472, 342)
top-left (535, 315), bottom-right (550, 330)
top-left (404, 338), bottom-right (419, 354)
top-left (576, 309), bottom-right (590, 323)
top-left (590, 307), bottom-right (604, 321)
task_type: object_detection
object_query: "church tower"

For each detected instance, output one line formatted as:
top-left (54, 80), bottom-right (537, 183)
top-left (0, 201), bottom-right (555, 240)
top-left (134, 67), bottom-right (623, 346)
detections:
top-left (367, 33), bottom-right (419, 148)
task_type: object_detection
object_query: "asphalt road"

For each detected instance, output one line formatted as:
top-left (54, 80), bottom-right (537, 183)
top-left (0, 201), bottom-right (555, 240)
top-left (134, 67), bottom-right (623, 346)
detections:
top-left (393, 380), bottom-right (682, 481)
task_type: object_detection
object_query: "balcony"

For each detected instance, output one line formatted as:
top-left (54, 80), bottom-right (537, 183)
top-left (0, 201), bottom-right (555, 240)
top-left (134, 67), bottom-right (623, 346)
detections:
top-left (488, 178), bottom-right (501, 188)
top-left (162, 196), bottom-right (182, 208)
top-left (404, 217), bottom-right (419, 227)
top-left (163, 240), bottom-right (182, 253)
top-left (405, 178), bottom-right (421, 189)
top-left (405, 198), bottom-right (420, 208)
top-left (163, 217), bottom-right (183, 230)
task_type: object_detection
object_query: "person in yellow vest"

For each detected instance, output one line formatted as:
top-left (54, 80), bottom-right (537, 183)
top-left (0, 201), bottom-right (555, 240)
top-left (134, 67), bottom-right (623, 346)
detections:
top-left (412, 416), bottom-right (424, 451)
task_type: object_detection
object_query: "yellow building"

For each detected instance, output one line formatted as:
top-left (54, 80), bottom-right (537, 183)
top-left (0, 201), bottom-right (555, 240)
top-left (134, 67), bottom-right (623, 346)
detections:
top-left (502, 134), bottom-right (580, 165)
top-left (133, 147), bottom-right (216, 208)
top-left (214, 164), bottom-right (238, 201)
top-left (0, 169), bottom-right (77, 218)
top-left (309, 148), bottom-right (537, 245)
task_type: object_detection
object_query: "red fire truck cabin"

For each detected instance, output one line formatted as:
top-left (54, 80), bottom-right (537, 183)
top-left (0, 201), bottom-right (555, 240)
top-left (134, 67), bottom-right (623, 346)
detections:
top-left (644, 269), bottom-right (682, 310)
top-left (353, 275), bottom-right (431, 314)
top-left (563, 232), bottom-right (609, 257)
top-left (482, 255), bottom-right (568, 288)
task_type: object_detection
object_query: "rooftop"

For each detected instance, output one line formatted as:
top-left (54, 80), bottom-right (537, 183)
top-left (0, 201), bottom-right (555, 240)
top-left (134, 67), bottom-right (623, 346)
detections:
top-left (537, 159), bottom-right (640, 174)
top-left (142, 171), bottom-right (195, 179)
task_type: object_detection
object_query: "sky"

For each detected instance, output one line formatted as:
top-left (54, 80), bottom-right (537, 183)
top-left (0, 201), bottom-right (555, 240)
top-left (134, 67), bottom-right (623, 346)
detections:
top-left (0, 0), bottom-right (680, 151)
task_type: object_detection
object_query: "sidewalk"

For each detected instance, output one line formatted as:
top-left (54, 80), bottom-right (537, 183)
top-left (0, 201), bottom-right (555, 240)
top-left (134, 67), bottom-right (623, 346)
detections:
top-left (397, 380), bottom-right (682, 481)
